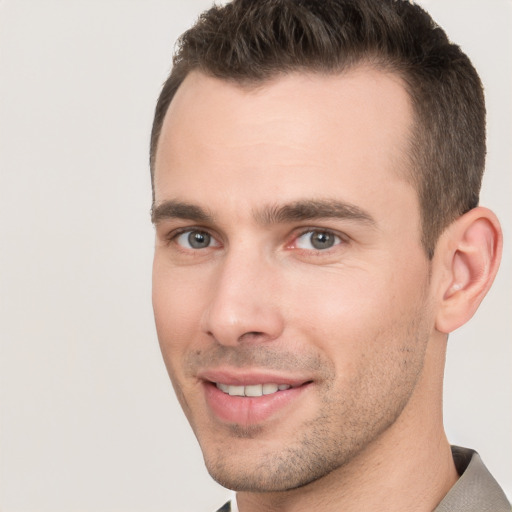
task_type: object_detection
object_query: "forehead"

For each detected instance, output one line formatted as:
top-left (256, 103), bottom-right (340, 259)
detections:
top-left (153, 68), bottom-right (415, 214)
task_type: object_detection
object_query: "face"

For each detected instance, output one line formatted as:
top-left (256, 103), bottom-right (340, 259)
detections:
top-left (152, 69), bottom-right (437, 492)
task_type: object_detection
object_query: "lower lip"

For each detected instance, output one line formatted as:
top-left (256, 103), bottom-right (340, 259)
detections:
top-left (203, 382), bottom-right (310, 426)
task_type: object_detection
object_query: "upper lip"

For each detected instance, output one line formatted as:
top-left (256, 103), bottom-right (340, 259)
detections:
top-left (197, 368), bottom-right (311, 387)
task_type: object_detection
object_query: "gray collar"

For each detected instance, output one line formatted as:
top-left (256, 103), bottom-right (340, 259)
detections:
top-left (434, 446), bottom-right (510, 511)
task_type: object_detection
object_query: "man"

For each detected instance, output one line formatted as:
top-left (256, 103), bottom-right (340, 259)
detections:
top-left (149, 0), bottom-right (510, 510)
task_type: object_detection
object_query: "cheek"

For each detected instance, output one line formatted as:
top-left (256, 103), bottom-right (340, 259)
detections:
top-left (152, 262), bottom-right (211, 423)
top-left (283, 263), bottom-right (430, 371)
top-left (152, 259), bottom-right (209, 367)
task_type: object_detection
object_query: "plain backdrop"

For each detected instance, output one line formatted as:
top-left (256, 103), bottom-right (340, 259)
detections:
top-left (0, 1), bottom-right (510, 511)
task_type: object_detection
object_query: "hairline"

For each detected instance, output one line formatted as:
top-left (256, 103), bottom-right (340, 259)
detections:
top-left (151, 58), bottom-right (420, 184)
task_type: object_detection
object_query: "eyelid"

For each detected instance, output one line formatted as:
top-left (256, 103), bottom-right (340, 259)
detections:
top-left (289, 227), bottom-right (347, 251)
top-left (161, 224), bottom-right (348, 252)
top-left (166, 226), bottom-right (222, 248)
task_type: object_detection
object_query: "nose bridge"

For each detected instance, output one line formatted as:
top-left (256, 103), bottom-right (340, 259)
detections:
top-left (201, 243), bottom-right (284, 345)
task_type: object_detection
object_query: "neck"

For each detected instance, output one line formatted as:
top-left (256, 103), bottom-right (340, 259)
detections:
top-left (236, 338), bottom-right (458, 512)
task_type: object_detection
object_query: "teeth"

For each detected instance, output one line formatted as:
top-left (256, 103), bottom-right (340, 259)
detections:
top-left (245, 384), bottom-right (263, 397)
top-left (228, 385), bottom-right (245, 396)
top-left (217, 383), bottom-right (230, 393)
top-left (262, 383), bottom-right (278, 395)
top-left (216, 382), bottom-right (292, 397)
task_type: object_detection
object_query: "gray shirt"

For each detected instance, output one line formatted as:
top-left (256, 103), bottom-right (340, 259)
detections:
top-left (434, 446), bottom-right (510, 511)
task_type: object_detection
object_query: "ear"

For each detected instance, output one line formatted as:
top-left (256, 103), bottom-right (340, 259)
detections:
top-left (435, 207), bottom-right (502, 334)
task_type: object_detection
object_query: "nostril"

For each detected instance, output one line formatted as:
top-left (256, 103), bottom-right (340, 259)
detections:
top-left (239, 331), bottom-right (265, 342)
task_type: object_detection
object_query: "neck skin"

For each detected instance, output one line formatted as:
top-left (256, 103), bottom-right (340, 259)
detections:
top-left (236, 332), bottom-right (458, 512)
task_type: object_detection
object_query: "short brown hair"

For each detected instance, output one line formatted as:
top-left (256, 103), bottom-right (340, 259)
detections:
top-left (150, 0), bottom-right (486, 258)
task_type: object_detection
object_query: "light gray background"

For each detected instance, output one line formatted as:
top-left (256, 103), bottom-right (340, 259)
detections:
top-left (0, 1), bottom-right (510, 511)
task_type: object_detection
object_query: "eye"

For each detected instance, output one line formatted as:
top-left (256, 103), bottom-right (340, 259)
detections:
top-left (175, 230), bottom-right (218, 249)
top-left (295, 230), bottom-right (342, 250)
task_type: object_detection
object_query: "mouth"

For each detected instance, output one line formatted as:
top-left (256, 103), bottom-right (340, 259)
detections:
top-left (200, 372), bottom-right (313, 426)
top-left (215, 382), bottom-right (292, 397)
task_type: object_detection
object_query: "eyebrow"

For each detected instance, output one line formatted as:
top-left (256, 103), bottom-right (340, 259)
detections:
top-left (255, 199), bottom-right (376, 226)
top-left (151, 200), bottom-right (213, 224)
top-left (151, 198), bottom-right (375, 227)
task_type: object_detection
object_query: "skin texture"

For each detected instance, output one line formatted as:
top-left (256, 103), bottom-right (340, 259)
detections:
top-left (151, 69), bottom-right (501, 511)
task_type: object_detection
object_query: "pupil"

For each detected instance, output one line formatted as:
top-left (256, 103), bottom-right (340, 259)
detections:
top-left (311, 231), bottom-right (333, 249)
top-left (189, 231), bottom-right (210, 248)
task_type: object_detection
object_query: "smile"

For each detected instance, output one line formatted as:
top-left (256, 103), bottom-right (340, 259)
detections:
top-left (203, 377), bottom-right (312, 425)
top-left (215, 382), bottom-right (292, 397)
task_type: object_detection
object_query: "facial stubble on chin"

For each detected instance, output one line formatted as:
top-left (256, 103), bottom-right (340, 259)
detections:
top-left (191, 320), bottom-right (430, 493)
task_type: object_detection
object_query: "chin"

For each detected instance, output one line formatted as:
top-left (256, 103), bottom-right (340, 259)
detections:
top-left (200, 436), bottom-right (347, 493)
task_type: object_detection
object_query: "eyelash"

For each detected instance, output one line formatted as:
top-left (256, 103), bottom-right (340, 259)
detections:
top-left (290, 228), bottom-right (345, 252)
top-left (166, 227), bottom-right (219, 248)
top-left (165, 227), bottom-right (347, 253)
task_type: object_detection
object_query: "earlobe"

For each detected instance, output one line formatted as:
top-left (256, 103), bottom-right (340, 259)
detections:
top-left (435, 207), bottom-right (502, 334)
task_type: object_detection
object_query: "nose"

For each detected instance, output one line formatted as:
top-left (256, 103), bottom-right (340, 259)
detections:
top-left (200, 249), bottom-right (285, 346)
